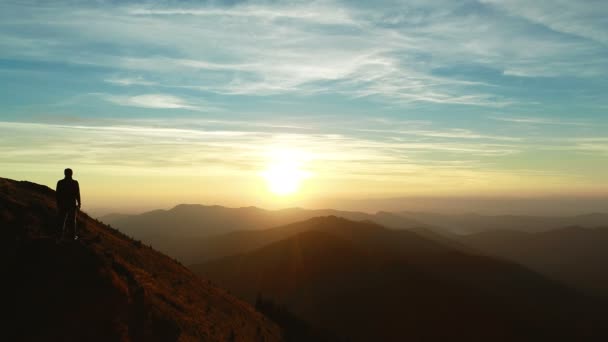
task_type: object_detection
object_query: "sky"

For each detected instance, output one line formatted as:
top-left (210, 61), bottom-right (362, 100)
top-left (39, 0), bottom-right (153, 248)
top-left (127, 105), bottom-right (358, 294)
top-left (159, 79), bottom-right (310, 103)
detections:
top-left (1, 0), bottom-right (607, 214)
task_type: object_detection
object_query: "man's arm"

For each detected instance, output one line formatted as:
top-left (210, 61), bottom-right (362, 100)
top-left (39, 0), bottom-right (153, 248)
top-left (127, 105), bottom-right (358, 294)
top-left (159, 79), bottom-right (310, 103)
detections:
top-left (75, 181), bottom-right (81, 208)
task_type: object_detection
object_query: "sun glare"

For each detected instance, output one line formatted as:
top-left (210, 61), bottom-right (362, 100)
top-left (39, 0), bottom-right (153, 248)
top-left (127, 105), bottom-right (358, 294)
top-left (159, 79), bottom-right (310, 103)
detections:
top-left (261, 149), bottom-right (311, 196)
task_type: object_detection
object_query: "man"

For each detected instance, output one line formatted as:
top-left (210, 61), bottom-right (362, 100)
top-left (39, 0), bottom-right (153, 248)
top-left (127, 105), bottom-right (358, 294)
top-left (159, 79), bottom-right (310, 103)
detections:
top-left (56, 168), bottom-right (81, 241)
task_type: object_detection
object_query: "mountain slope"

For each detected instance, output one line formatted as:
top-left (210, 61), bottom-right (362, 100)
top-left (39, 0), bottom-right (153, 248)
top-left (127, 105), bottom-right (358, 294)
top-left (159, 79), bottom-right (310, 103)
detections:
top-left (459, 226), bottom-right (608, 296)
top-left (2, 178), bottom-right (282, 342)
top-left (169, 215), bottom-right (449, 265)
top-left (100, 205), bottom-right (425, 264)
top-left (192, 217), bottom-right (608, 342)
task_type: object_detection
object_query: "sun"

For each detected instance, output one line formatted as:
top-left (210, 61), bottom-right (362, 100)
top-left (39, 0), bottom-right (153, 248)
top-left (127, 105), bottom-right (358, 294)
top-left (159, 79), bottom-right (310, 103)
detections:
top-left (261, 149), bottom-right (311, 196)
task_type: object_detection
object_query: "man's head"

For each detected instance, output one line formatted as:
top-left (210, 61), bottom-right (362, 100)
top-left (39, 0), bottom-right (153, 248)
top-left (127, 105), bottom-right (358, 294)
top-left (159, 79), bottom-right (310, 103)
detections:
top-left (64, 168), bottom-right (73, 178)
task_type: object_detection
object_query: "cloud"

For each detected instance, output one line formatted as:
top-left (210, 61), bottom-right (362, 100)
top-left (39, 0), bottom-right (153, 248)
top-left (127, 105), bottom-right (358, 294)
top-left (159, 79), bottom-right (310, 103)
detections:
top-left (104, 94), bottom-right (201, 110)
top-left (355, 128), bottom-right (522, 142)
top-left (3, 119), bottom-right (606, 197)
top-left (126, 3), bottom-right (356, 25)
top-left (490, 116), bottom-right (592, 126)
top-left (1, 2), bottom-right (607, 200)
top-left (0, 1), bottom-right (525, 106)
top-left (565, 137), bottom-right (608, 155)
top-left (0, 119), bottom-right (524, 176)
top-left (480, 0), bottom-right (608, 45)
top-left (574, 143), bottom-right (608, 154)
top-left (3, 0), bottom-right (606, 108)
top-left (104, 76), bottom-right (156, 86)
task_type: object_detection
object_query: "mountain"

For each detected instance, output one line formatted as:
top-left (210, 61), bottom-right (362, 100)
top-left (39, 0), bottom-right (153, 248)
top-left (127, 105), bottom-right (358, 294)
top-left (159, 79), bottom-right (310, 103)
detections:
top-left (191, 216), bottom-right (608, 342)
top-left (2, 178), bottom-right (282, 342)
top-left (100, 205), bottom-right (425, 264)
top-left (459, 226), bottom-right (608, 296)
top-left (177, 216), bottom-right (459, 265)
top-left (397, 211), bottom-right (608, 234)
top-left (100, 205), bottom-right (608, 265)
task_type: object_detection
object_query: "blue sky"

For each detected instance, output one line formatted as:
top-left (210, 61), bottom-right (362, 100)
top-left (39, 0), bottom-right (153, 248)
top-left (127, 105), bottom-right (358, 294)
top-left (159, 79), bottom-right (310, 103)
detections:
top-left (1, 0), bottom-right (607, 211)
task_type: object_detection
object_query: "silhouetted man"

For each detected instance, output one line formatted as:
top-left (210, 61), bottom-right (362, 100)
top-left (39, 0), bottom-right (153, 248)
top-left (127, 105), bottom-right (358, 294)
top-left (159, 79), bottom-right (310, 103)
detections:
top-left (56, 168), bottom-right (81, 241)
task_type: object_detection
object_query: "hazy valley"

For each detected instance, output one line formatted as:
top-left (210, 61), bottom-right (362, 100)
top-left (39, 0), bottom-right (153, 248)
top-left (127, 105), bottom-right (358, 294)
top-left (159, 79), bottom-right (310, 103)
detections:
top-left (98, 200), bottom-right (608, 341)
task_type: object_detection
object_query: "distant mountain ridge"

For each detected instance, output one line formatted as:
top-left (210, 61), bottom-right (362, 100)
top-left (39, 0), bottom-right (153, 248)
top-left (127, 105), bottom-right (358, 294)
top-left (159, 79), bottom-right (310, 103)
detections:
top-left (100, 203), bottom-right (608, 264)
top-left (100, 204), bottom-right (426, 264)
top-left (192, 216), bottom-right (608, 342)
top-left (2, 178), bottom-right (282, 341)
top-left (398, 211), bottom-right (608, 234)
top-left (181, 216), bottom-right (456, 264)
top-left (100, 204), bottom-right (425, 236)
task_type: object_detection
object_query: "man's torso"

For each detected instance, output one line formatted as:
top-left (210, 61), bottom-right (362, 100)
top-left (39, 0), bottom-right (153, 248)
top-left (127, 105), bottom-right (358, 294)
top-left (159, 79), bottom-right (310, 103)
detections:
top-left (57, 178), bottom-right (79, 207)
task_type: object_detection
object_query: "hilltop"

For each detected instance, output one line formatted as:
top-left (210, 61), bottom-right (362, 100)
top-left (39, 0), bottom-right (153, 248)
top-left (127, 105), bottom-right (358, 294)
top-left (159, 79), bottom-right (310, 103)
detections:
top-left (2, 178), bottom-right (281, 342)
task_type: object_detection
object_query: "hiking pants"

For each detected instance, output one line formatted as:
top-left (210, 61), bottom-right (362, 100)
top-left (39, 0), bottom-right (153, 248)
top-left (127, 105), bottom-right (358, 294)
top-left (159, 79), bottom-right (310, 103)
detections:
top-left (57, 206), bottom-right (77, 239)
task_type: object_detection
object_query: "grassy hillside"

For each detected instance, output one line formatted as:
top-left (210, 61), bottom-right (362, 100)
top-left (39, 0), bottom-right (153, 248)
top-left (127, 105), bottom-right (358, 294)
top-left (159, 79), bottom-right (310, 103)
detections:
top-left (2, 177), bottom-right (282, 342)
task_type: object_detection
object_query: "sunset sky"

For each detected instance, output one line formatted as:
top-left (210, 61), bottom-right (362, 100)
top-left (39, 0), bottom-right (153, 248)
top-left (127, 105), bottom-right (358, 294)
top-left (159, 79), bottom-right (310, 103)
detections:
top-left (1, 0), bottom-right (607, 213)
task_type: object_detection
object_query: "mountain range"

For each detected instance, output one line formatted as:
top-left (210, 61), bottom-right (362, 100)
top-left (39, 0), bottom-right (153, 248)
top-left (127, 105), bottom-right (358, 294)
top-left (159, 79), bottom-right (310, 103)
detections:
top-left (399, 211), bottom-right (608, 234)
top-left (191, 216), bottom-right (608, 342)
top-left (7, 177), bottom-right (608, 341)
top-left (99, 205), bottom-right (425, 264)
top-left (100, 204), bottom-right (608, 264)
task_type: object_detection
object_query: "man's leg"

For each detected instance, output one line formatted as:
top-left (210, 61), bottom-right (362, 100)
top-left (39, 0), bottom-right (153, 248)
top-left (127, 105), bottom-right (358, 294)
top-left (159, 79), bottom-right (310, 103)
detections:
top-left (57, 207), bottom-right (68, 240)
top-left (65, 207), bottom-right (77, 239)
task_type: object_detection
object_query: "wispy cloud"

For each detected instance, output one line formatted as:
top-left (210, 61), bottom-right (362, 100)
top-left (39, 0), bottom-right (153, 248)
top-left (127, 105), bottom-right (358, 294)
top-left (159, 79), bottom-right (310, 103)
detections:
top-left (104, 76), bottom-right (156, 86)
top-left (355, 128), bottom-right (523, 142)
top-left (490, 116), bottom-right (592, 126)
top-left (574, 143), bottom-right (608, 154)
top-left (565, 137), bottom-right (608, 155)
top-left (0, 120), bottom-right (518, 170)
top-left (104, 94), bottom-right (202, 110)
top-left (1, 119), bottom-right (605, 197)
top-left (1, 1), bottom-right (607, 200)
top-left (480, 0), bottom-right (608, 46)
top-left (3, 0), bottom-right (606, 107)
top-left (126, 3), bottom-right (356, 25)
top-left (0, 1), bottom-right (522, 105)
